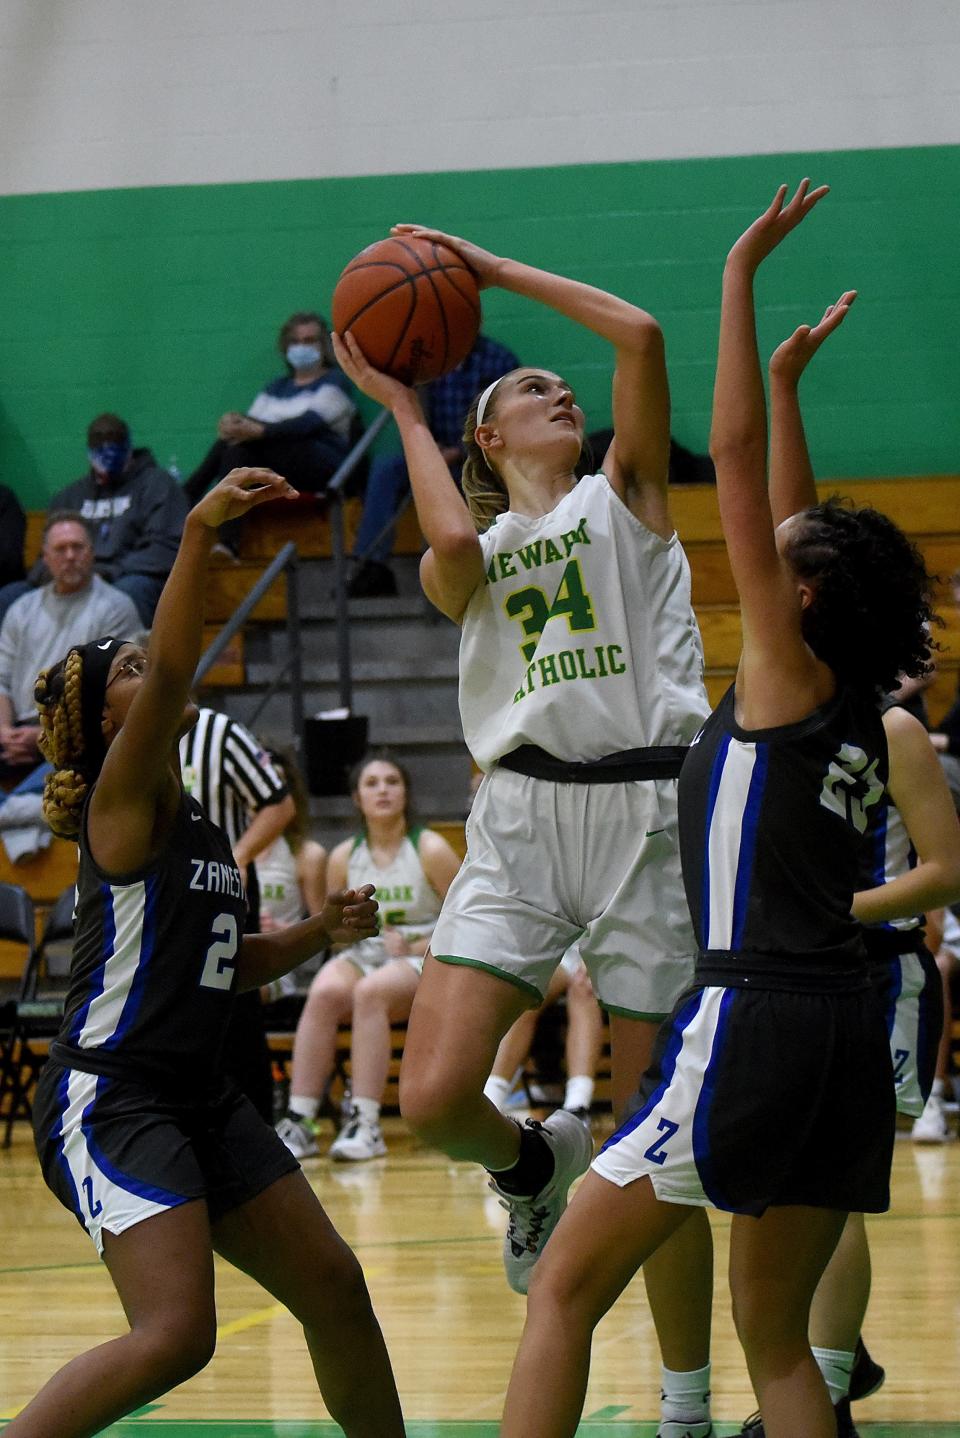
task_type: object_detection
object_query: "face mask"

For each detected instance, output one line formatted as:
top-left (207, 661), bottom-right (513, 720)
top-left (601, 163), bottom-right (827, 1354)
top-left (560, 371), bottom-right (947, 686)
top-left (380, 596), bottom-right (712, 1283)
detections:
top-left (87, 442), bottom-right (131, 479)
top-left (286, 343), bottom-right (322, 371)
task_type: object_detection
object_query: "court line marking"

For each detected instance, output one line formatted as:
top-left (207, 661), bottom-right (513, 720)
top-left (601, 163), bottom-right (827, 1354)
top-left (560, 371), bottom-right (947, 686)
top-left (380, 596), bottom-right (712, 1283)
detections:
top-left (217, 1302), bottom-right (285, 1338)
top-left (0, 1234), bottom-right (499, 1277)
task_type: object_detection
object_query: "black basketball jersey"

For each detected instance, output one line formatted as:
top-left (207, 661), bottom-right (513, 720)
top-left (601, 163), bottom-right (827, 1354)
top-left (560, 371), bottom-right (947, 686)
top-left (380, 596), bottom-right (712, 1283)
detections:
top-left (51, 788), bottom-right (247, 1093)
top-left (678, 683), bottom-right (888, 967)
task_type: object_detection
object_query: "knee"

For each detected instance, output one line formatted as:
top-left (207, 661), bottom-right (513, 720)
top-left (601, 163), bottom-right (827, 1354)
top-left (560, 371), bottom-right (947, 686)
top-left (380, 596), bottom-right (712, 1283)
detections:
top-left (300, 1245), bottom-right (375, 1330)
top-left (399, 1066), bottom-right (462, 1143)
top-left (526, 1253), bottom-right (604, 1333)
top-left (731, 1283), bottom-right (804, 1358)
top-left (352, 977), bottom-right (378, 1013)
top-left (303, 982), bottom-right (348, 1026)
top-left (138, 1314), bottom-right (217, 1388)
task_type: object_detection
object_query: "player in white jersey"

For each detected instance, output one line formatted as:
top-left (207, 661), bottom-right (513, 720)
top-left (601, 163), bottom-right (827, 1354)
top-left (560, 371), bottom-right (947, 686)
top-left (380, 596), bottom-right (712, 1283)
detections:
top-left (257, 745), bottom-right (329, 997)
top-left (277, 754), bottom-right (461, 1162)
top-left (335, 224), bottom-right (716, 1438)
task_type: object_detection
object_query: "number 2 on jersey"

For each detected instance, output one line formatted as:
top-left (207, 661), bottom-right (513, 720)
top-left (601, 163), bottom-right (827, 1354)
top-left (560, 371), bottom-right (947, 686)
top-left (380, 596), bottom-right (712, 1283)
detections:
top-left (199, 912), bottom-right (239, 990)
top-left (504, 559), bottom-right (597, 661)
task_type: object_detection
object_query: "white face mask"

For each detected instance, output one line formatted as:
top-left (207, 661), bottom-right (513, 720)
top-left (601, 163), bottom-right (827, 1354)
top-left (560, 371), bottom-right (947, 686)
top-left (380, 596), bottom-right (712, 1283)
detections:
top-left (286, 343), bottom-right (322, 371)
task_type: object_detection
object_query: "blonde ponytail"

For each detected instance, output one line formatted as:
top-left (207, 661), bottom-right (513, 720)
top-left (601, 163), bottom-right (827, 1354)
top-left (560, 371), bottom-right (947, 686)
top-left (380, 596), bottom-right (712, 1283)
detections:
top-left (461, 389), bottom-right (508, 533)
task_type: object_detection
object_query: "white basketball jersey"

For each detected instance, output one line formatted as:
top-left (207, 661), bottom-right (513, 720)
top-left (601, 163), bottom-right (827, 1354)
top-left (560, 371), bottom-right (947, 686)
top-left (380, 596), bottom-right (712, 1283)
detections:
top-left (459, 472), bottom-right (708, 769)
top-left (346, 828), bottom-right (442, 967)
top-left (257, 836), bottom-right (303, 928)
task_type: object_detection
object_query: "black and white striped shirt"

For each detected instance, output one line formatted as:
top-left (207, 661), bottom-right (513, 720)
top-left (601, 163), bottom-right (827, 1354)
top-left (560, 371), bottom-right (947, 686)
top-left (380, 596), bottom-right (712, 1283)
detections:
top-left (179, 707), bottom-right (287, 845)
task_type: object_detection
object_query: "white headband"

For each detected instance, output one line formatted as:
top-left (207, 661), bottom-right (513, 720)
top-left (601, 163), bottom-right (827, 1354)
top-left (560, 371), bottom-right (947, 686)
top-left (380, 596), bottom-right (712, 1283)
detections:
top-left (475, 376), bottom-right (505, 428)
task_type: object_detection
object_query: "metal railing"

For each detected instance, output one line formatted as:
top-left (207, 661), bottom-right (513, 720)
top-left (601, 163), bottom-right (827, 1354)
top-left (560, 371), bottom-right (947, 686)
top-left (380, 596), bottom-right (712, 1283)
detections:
top-left (193, 408), bottom-right (392, 742)
top-left (193, 540), bottom-right (305, 752)
top-left (326, 408), bottom-right (391, 711)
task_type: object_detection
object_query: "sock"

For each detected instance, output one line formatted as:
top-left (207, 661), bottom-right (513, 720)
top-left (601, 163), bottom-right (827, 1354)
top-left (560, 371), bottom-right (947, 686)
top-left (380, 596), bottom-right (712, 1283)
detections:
top-left (563, 1074), bottom-right (595, 1112)
top-left (811, 1346), bottom-right (854, 1405)
top-left (489, 1123), bottom-right (555, 1197)
top-left (932, 1076), bottom-right (946, 1098)
top-left (660, 1363), bottom-right (711, 1428)
top-left (354, 1096), bottom-right (381, 1126)
top-left (484, 1075), bottom-right (513, 1111)
top-left (288, 1094), bottom-right (320, 1122)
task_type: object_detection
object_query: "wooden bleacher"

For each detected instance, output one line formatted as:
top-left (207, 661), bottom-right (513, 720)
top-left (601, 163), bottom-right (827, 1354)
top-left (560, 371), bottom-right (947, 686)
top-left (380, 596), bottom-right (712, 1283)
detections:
top-left (7, 476), bottom-right (960, 1106)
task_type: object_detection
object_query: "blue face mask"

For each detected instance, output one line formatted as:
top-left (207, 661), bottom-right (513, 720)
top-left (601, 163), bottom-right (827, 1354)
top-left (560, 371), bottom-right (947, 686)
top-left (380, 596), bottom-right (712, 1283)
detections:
top-left (286, 343), bottom-right (322, 371)
top-left (88, 442), bottom-right (130, 479)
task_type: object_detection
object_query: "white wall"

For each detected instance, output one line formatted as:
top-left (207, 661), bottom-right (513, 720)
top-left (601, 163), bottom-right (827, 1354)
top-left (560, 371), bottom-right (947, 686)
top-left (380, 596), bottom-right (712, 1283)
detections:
top-left (1, 0), bottom-right (958, 195)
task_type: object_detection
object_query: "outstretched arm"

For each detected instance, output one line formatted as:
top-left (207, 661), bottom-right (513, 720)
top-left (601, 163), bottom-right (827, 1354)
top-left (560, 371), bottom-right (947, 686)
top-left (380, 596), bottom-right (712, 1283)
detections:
top-left (710, 181), bottom-right (840, 725)
top-left (239, 885), bottom-right (378, 989)
top-left (91, 469), bottom-right (297, 868)
top-left (768, 292), bottom-right (856, 525)
top-left (393, 224), bottom-right (671, 534)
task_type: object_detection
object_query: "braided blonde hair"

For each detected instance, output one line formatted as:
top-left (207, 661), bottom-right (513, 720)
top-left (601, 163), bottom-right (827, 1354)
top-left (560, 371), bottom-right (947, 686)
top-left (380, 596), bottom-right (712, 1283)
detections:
top-left (34, 649), bottom-right (91, 839)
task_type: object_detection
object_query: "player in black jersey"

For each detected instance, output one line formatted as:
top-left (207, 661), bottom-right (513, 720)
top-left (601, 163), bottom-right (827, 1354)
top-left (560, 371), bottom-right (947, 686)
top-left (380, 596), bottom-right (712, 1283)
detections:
top-left (498, 184), bottom-right (942, 1438)
top-left (8, 470), bottom-right (405, 1438)
top-left (733, 321), bottom-right (960, 1437)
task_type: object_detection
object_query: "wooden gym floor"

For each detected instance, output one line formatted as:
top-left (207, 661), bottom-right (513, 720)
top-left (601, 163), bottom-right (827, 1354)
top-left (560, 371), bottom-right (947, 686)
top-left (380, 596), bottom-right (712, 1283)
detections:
top-left (1, 1114), bottom-right (958, 1436)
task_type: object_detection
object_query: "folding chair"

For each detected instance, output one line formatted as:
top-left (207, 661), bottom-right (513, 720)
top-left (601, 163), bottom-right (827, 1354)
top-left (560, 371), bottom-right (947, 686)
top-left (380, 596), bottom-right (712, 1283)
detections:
top-left (2, 884), bottom-right (73, 1148)
top-left (0, 881), bottom-right (36, 1136)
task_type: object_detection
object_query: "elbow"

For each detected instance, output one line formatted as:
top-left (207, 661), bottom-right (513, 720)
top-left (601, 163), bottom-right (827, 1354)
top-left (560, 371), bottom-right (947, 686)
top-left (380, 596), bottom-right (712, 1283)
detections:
top-left (430, 526), bottom-right (480, 561)
top-left (937, 860), bottom-right (960, 909)
top-left (623, 313), bottom-right (664, 354)
top-left (708, 434), bottom-right (766, 470)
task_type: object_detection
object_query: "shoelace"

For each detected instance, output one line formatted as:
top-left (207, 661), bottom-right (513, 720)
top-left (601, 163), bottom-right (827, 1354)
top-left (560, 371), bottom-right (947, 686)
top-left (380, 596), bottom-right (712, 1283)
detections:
top-left (496, 1195), bottom-right (551, 1256)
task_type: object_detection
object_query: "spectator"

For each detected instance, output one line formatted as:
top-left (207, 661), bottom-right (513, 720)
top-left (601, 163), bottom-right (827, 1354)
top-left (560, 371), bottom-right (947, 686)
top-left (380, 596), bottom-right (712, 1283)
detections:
top-left (184, 311), bottom-right (357, 507)
top-left (180, 705), bottom-right (297, 1123)
top-left (46, 413), bottom-right (188, 626)
top-left (347, 331), bottom-right (520, 597)
top-left (275, 752), bottom-right (461, 1162)
top-left (257, 743), bottom-right (329, 1000)
top-left (0, 511), bottom-right (140, 786)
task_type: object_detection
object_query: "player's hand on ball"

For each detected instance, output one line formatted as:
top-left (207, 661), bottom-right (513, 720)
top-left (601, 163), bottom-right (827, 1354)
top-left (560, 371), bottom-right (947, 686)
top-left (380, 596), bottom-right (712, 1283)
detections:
top-left (769, 291), bottom-right (857, 384)
top-left (390, 224), bottom-right (503, 289)
top-left (323, 884), bottom-right (379, 944)
top-left (332, 332), bottom-right (419, 410)
top-left (192, 468), bottom-right (298, 528)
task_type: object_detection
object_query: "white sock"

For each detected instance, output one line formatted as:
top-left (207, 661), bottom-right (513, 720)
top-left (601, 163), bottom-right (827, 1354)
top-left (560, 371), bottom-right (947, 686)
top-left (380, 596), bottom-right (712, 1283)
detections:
top-left (660, 1362), bottom-right (711, 1425)
top-left (354, 1096), bottom-right (381, 1126)
top-left (288, 1094), bottom-right (320, 1122)
top-left (563, 1074), bottom-right (595, 1111)
top-left (484, 1075), bottom-right (513, 1111)
top-left (811, 1346), bottom-right (854, 1404)
top-left (931, 1076), bottom-right (946, 1098)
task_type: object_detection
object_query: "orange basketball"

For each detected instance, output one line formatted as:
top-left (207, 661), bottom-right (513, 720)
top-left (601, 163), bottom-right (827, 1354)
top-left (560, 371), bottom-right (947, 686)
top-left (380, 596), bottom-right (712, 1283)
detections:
top-left (332, 235), bottom-right (481, 385)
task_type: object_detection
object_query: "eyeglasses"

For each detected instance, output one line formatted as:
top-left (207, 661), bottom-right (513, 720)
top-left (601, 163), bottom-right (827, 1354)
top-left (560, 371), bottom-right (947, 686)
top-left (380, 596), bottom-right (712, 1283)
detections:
top-left (105, 656), bottom-right (147, 690)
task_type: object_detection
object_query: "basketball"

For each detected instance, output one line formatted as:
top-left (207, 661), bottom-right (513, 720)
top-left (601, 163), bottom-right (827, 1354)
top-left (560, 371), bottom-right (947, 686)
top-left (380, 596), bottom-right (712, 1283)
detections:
top-left (332, 235), bottom-right (481, 386)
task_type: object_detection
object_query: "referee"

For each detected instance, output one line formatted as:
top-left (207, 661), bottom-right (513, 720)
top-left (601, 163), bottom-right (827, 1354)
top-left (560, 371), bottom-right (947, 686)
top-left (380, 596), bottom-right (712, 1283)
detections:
top-left (181, 705), bottom-right (296, 1120)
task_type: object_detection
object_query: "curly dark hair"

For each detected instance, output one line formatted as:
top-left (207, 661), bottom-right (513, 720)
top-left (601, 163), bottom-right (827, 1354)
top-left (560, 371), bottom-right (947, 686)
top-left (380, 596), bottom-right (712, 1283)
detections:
top-left (785, 496), bottom-right (937, 695)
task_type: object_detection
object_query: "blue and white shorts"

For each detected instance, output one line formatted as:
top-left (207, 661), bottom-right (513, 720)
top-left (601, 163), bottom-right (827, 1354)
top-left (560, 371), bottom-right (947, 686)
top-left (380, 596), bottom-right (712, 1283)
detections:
top-left (33, 1063), bottom-right (297, 1255)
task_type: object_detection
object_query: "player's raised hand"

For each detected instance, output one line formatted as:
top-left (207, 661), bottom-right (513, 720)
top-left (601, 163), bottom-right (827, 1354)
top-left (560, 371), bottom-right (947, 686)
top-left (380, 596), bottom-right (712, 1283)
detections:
top-left (769, 291), bottom-right (857, 384)
top-left (322, 884), bottom-right (379, 945)
top-left (332, 330), bottom-right (418, 410)
top-left (727, 180), bottom-right (830, 272)
top-left (390, 224), bottom-right (504, 289)
top-left (192, 468), bottom-right (297, 528)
